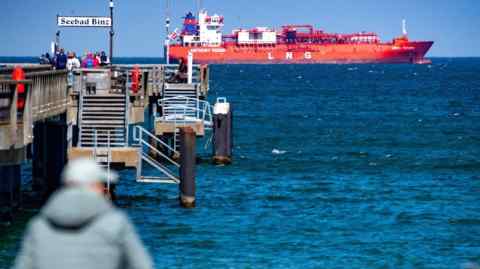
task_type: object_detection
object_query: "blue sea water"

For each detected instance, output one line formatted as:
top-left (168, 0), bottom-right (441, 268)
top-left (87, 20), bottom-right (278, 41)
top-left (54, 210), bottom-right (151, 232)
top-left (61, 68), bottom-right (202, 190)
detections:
top-left (1, 58), bottom-right (480, 268)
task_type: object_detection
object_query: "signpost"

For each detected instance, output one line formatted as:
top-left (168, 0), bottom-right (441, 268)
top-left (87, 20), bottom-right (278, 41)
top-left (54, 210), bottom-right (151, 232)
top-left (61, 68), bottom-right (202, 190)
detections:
top-left (57, 16), bottom-right (112, 27)
top-left (56, 1), bottom-right (115, 65)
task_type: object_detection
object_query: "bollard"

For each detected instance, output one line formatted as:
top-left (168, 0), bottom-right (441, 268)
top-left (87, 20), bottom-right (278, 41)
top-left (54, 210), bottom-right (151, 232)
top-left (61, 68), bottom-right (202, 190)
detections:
top-left (179, 127), bottom-right (196, 208)
top-left (213, 98), bottom-right (233, 164)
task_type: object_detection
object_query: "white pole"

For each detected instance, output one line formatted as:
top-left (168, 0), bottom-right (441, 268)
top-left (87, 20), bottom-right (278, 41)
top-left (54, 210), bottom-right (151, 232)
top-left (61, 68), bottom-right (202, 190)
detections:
top-left (165, 39), bottom-right (170, 64)
top-left (50, 41), bottom-right (55, 55)
top-left (187, 51), bottom-right (193, 84)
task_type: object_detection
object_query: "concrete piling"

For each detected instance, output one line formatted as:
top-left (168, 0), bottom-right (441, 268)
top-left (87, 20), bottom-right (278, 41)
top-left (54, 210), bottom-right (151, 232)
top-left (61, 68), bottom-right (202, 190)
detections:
top-left (179, 127), bottom-right (196, 208)
top-left (213, 98), bottom-right (232, 164)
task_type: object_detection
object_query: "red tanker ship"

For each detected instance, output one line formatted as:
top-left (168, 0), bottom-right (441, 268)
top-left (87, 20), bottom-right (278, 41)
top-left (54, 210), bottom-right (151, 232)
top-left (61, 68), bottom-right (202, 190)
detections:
top-left (167, 10), bottom-right (433, 64)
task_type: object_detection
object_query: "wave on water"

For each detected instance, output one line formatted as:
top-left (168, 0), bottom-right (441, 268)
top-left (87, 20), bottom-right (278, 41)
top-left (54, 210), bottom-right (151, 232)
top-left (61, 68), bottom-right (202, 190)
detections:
top-left (272, 149), bottom-right (287, 155)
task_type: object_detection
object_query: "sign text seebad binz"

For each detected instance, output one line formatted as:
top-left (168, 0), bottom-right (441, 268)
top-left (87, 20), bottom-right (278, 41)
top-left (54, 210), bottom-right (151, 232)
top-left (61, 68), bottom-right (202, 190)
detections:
top-left (57, 16), bottom-right (111, 27)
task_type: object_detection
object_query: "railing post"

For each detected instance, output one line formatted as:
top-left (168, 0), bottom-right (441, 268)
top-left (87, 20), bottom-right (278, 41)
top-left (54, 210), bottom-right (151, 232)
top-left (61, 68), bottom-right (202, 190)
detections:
top-left (107, 130), bottom-right (111, 192)
top-left (179, 126), bottom-right (195, 208)
top-left (136, 127), bottom-right (143, 180)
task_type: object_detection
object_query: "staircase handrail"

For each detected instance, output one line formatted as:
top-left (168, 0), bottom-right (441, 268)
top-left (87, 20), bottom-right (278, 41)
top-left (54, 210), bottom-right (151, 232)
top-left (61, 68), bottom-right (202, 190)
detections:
top-left (141, 153), bottom-right (180, 183)
top-left (132, 125), bottom-right (180, 167)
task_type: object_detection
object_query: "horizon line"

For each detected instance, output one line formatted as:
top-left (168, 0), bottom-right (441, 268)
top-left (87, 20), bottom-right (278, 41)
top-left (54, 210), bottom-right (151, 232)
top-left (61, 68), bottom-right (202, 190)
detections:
top-left (1, 56), bottom-right (480, 59)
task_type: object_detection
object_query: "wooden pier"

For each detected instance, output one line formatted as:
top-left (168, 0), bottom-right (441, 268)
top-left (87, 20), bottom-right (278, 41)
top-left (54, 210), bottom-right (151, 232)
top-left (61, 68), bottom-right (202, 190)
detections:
top-left (0, 62), bottom-right (230, 216)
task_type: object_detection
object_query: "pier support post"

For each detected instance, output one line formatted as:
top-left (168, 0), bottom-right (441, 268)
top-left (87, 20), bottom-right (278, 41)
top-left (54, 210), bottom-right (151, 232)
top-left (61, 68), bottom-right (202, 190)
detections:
top-left (32, 114), bottom-right (68, 199)
top-left (179, 127), bottom-right (196, 208)
top-left (213, 98), bottom-right (232, 164)
top-left (32, 121), bottom-right (47, 193)
top-left (0, 164), bottom-right (21, 221)
top-left (45, 117), bottom-right (68, 197)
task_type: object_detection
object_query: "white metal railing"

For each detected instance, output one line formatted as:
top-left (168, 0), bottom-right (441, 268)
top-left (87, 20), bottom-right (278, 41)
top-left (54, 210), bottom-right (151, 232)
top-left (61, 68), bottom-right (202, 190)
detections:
top-left (132, 125), bottom-right (180, 183)
top-left (133, 125), bottom-right (180, 163)
top-left (157, 96), bottom-right (213, 129)
top-left (93, 129), bottom-right (112, 192)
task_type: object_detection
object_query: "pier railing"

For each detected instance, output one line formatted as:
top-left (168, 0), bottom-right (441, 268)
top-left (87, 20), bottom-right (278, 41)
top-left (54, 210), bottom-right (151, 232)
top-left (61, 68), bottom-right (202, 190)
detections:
top-left (26, 70), bottom-right (69, 121)
top-left (115, 64), bottom-right (209, 97)
top-left (157, 96), bottom-right (213, 129)
top-left (0, 80), bottom-right (32, 151)
top-left (0, 70), bottom-right (68, 153)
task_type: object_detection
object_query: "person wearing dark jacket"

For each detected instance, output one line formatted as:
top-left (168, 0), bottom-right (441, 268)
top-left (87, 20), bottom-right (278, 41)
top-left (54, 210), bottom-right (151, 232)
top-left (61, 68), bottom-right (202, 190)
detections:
top-left (13, 158), bottom-right (154, 269)
top-left (54, 49), bottom-right (67, 70)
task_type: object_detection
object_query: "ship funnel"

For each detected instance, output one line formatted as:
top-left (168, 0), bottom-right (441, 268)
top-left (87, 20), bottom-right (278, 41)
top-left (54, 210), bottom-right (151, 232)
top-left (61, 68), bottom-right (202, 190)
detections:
top-left (402, 19), bottom-right (407, 36)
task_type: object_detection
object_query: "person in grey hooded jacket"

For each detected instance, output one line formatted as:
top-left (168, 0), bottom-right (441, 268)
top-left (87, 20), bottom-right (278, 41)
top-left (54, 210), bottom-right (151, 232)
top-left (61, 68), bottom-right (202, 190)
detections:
top-left (13, 158), bottom-right (154, 269)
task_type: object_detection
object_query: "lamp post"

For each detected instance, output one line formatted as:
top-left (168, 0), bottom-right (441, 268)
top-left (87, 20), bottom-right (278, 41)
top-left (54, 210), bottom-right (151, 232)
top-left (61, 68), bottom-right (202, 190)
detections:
top-left (165, 17), bottom-right (170, 64)
top-left (55, 30), bottom-right (61, 53)
top-left (109, 0), bottom-right (114, 65)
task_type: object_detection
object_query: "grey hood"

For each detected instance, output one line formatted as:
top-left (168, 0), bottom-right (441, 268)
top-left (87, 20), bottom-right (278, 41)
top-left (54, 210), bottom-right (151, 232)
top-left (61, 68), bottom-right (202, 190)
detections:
top-left (41, 188), bottom-right (112, 229)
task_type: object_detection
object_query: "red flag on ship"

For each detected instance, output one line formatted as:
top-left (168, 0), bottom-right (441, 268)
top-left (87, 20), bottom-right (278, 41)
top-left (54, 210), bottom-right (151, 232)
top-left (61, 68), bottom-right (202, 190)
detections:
top-left (169, 28), bottom-right (179, 40)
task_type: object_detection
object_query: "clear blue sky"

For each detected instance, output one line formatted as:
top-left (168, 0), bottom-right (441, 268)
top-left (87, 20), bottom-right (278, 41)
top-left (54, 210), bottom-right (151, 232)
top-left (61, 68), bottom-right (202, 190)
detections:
top-left (1, 0), bottom-right (479, 57)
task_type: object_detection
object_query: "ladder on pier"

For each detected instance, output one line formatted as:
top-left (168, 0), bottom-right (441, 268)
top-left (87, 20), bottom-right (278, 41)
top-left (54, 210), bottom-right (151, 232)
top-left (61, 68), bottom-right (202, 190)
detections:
top-left (132, 125), bottom-right (180, 184)
top-left (79, 93), bottom-right (128, 147)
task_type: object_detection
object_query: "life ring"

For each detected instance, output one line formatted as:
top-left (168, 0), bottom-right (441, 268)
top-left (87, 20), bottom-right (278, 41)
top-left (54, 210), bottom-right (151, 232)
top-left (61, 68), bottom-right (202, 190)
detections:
top-left (12, 66), bottom-right (26, 110)
top-left (130, 66), bottom-right (140, 93)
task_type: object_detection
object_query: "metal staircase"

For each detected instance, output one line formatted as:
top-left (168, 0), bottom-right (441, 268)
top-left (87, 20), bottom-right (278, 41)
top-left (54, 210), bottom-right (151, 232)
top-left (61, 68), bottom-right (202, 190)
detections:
top-left (79, 93), bottom-right (128, 147)
top-left (133, 125), bottom-right (180, 184)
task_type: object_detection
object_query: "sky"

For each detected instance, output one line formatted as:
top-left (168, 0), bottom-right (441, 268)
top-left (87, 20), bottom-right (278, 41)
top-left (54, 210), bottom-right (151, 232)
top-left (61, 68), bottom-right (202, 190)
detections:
top-left (1, 0), bottom-right (479, 57)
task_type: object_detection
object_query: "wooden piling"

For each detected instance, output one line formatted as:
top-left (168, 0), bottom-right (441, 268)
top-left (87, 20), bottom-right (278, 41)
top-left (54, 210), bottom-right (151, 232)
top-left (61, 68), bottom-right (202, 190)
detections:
top-left (179, 127), bottom-right (196, 208)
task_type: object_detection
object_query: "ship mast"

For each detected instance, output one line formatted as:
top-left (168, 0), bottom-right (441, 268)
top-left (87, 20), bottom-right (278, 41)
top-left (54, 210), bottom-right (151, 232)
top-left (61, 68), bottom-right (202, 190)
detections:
top-left (196, 0), bottom-right (203, 13)
top-left (165, 0), bottom-right (171, 64)
top-left (402, 19), bottom-right (407, 36)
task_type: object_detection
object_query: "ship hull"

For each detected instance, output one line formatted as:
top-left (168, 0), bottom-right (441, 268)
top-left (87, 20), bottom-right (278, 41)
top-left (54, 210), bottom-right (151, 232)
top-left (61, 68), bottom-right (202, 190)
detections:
top-left (169, 41), bottom-right (433, 64)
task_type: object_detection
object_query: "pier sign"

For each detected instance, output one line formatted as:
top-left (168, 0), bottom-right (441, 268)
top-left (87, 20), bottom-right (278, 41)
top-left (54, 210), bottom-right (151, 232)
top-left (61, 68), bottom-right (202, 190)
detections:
top-left (57, 16), bottom-right (112, 27)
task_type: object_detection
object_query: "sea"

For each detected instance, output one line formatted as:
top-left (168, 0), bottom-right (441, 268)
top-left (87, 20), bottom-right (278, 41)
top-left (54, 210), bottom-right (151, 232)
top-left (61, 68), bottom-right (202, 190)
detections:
top-left (1, 57), bottom-right (479, 268)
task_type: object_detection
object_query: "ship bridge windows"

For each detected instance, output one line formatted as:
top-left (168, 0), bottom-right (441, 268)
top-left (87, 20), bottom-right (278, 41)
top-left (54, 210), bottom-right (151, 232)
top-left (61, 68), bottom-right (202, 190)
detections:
top-left (207, 25), bottom-right (220, 31)
top-left (285, 31), bottom-right (297, 43)
top-left (349, 35), bottom-right (380, 44)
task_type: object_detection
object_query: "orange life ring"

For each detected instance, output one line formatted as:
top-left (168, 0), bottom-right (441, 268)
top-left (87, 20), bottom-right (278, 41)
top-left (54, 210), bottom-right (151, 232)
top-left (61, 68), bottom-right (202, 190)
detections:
top-left (12, 66), bottom-right (26, 110)
top-left (131, 66), bottom-right (140, 93)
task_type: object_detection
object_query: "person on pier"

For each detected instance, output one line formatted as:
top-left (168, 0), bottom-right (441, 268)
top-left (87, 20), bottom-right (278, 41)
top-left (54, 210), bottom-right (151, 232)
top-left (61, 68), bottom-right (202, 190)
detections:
top-left (81, 52), bottom-right (99, 68)
top-left (100, 51), bottom-right (110, 66)
top-left (13, 158), bottom-right (154, 269)
top-left (168, 57), bottom-right (188, 83)
top-left (54, 48), bottom-right (67, 70)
